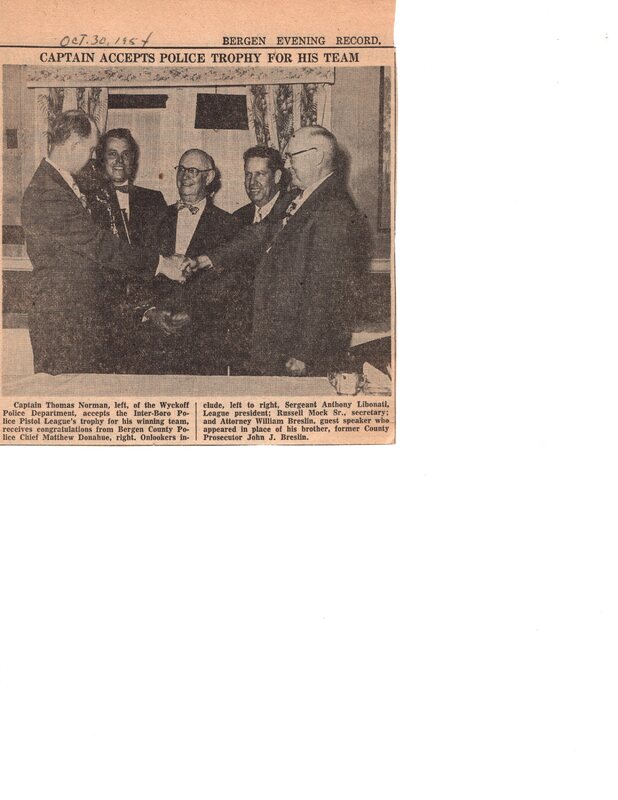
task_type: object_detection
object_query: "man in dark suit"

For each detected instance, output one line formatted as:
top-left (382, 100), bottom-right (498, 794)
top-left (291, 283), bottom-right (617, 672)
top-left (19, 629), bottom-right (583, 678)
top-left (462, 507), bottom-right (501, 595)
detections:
top-left (196, 126), bottom-right (370, 377)
top-left (21, 110), bottom-right (185, 375)
top-left (135, 148), bottom-right (241, 374)
top-left (84, 127), bottom-right (168, 251)
top-left (233, 146), bottom-right (291, 227)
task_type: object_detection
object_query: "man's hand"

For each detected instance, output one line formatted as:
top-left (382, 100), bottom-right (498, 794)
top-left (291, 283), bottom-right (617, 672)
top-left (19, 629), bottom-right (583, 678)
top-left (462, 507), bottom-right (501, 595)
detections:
top-left (285, 357), bottom-right (307, 376)
top-left (183, 254), bottom-right (221, 277)
top-left (156, 253), bottom-right (187, 283)
top-left (145, 308), bottom-right (191, 336)
top-left (181, 255), bottom-right (197, 275)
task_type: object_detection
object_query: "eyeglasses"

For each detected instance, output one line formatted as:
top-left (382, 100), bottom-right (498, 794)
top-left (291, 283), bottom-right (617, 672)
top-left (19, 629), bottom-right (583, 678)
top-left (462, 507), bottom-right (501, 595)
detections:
top-left (285, 147), bottom-right (317, 159)
top-left (174, 165), bottom-right (214, 177)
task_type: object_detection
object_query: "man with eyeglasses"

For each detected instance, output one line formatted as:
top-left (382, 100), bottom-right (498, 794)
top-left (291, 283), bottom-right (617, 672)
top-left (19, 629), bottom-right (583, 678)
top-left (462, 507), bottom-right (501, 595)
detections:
top-left (190, 126), bottom-right (370, 377)
top-left (136, 148), bottom-right (241, 374)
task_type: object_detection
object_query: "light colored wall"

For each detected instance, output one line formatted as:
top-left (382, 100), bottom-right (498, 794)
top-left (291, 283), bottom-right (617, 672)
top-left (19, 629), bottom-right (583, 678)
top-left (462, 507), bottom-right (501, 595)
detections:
top-left (331, 66), bottom-right (390, 259)
top-left (3, 66), bottom-right (35, 240)
top-left (107, 86), bottom-right (251, 212)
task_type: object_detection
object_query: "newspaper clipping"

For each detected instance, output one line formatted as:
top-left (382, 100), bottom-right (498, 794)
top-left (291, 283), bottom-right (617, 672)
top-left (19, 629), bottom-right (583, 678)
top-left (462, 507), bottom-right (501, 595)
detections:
top-left (0, 0), bottom-right (395, 445)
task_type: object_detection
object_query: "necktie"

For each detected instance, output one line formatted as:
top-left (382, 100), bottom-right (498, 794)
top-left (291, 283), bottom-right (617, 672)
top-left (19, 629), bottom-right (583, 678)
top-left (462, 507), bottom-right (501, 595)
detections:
top-left (284, 198), bottom-right (300, 221)
top-left (281, 195), bottom-right (304, 228)
top-left (115, 184), bottom-right (130, 193)
top-left (177, 200), bottom-right (199, 215)
top-left (255, 206), bottom-right (263, 223)
top-left (265, 196), bottom-right (303, 253)
top-left (71, 182), bottom-right (88, 211)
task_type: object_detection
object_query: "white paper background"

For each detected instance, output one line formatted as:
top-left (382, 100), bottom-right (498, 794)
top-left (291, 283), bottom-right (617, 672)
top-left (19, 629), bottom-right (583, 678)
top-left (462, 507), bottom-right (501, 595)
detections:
top-left (3, 1), bottom-right (618, 797)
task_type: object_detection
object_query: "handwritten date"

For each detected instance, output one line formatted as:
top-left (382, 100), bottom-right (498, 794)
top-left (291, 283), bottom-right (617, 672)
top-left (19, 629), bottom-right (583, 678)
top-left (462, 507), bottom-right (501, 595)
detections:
top-left (60, 32), bottom-right (153, 48)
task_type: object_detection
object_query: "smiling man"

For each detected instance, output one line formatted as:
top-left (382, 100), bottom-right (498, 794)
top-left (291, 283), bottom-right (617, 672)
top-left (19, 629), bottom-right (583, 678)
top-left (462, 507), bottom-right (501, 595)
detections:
top-left (136, 148), bottom-right (241, 374)
top-left (86, 127), bottom-right (167, 249)
top-left (191, 126), bottom-right (371, 377)
top-left (21, 111), bottom-right (184, 374)
top-left (233, 146), bottom-right (290, 226)
top-left (248, 125), bottom-right (370, 376)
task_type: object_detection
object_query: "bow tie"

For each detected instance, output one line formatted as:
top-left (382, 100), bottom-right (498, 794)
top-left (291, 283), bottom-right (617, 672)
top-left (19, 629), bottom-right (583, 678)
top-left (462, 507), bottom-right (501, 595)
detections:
top-left (115, 184), bottom-right (130, 194)
top-left (177, 200), bottom-right (200, 215)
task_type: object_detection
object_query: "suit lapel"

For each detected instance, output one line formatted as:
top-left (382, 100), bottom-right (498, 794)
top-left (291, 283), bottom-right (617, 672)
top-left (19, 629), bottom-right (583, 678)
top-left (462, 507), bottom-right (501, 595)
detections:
top-left (271, 190), bottom-right (294, 221)
top-left (263, 180), bottom-right (336, 263)
top-left (294, 174), bottom-right (337, 218)
top-left (236, 204), bottom-right (254, 225)
top-left (186, 205), bottom-right (211, 256)
top-left (41, 159), bottom-right (84, 207)
top-left (127, 185), bottom-right (141, 242)
top-left (159, 206), bottom-right (178, 256)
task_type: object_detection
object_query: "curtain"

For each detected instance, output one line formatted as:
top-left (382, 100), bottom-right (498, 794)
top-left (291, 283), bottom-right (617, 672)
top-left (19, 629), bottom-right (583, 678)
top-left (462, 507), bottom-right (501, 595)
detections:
top-left (32, 87), bottom-right (108, 167)
top-left (246, 83), bottom-right (331, 153)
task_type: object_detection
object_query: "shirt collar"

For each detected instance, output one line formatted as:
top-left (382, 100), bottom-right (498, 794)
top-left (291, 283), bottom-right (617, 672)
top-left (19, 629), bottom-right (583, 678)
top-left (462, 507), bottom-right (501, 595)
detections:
top-left (45, 156), bottom-right (78, 192)
top-left (253, 190), bottom-right (281, 222)
top-left (294, 172), bottom-right (334, 209)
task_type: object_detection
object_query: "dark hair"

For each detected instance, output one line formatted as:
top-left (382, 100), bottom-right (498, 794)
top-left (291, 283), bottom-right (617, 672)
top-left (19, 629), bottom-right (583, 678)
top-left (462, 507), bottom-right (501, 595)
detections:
top-left (243, 145), bottom-right (285, 175)
top-left (47, 110), bottom-right (95, 147)
top-left (96, 127), bottom-right (140, 180)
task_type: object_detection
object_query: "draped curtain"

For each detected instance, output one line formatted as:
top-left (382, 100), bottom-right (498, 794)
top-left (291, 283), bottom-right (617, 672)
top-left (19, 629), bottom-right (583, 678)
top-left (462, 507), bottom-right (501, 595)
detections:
top-left (32, 87), bottom-right (108, 166)
top-left (246, 83), bottom-right (331, 153)
top-left (30, 80), bottom-right (332, 160)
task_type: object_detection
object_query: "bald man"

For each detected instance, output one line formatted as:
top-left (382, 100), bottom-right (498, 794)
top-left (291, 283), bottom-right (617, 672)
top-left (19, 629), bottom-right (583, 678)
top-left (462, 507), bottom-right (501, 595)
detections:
top-left (195, 126), bottom-right (370, 376)
top-left (135, 148), bottom-right (241, 374)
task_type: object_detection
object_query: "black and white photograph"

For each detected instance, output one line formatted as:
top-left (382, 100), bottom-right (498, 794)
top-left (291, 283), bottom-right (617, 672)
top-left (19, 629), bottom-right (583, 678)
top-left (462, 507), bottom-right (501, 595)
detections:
top-left (2, 63), bottom-right (393, 404)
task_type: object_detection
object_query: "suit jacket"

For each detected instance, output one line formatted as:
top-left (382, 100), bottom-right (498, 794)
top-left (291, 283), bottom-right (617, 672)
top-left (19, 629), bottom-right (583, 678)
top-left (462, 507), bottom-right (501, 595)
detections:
top-left (87, 183), bottom-right (167, 249)
top-left (154, 202), bottom-right (241, 321)
top-left (211, 173), bottom-right (370, 376)
top-left (84, 180), bottom-right (168, 309)
top-left (76, 161), bottom-right (167, 252)
top-left (156, 201), bottom-right (239, 259)
top-left (232, 190), bottom-right (292, 227)
top-left (21, 159), bottom-right (160, 373)
top-left (132, 201), bottom-right (242, 374)
top-left (125, 185), bottom-right (167, 247)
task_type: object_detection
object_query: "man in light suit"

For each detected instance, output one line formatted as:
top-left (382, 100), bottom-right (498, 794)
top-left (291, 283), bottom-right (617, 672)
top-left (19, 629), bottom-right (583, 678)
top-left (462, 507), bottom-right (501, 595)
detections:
top-left (135, 148), bottom-right (241, 374)
top-left (195, 126), bottom-right (370, 376)
top-left (21, 110), bottom-right (184, 375)
top-left (233, 146), bottom-right (291, 227)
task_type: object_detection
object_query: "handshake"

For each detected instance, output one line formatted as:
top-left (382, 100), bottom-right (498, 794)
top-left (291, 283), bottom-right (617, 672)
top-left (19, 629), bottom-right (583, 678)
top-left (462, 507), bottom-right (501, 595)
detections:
top-left (147, 253), bottom-right (218, 337)
top-left (156, 253), bottom-right (216, 284)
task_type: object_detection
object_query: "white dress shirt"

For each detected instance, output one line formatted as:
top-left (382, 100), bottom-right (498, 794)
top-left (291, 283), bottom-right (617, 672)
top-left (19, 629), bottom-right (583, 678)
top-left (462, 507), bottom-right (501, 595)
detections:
top-left (175, 197), bottom-right (207, 255)
top-left (115, 183), bottom-right (130, 219)
top-left (252, 190), bottom-right (281, 223)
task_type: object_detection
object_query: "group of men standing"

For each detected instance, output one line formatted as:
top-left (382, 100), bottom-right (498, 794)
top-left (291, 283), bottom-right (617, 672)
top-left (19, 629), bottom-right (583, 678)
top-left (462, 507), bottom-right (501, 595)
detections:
top-left (21, 109), bottom-right (370, 377)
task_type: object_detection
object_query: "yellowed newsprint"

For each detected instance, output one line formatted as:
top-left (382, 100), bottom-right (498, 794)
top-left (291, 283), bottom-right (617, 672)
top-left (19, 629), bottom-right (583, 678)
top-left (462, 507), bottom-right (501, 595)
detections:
top-left (0, 0), bottom-right (395, 445)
